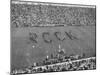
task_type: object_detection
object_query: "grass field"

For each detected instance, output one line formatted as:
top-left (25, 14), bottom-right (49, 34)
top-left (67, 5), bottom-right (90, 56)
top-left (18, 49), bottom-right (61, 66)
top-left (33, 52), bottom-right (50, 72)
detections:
top-left (11, 25), bottom-right (95, 70)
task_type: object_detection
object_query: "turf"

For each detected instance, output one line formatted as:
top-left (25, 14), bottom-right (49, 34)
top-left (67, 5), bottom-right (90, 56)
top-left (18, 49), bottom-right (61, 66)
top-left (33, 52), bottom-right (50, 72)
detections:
top-left (11, 25), bottom-right (95, 70)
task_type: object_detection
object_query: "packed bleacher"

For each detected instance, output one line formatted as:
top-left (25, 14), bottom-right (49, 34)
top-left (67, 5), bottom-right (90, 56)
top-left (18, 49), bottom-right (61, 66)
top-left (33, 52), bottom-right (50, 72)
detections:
top-left (11, 1), bottom-right (96, 28)
top-left (11, 49), bottom-right (96, 75)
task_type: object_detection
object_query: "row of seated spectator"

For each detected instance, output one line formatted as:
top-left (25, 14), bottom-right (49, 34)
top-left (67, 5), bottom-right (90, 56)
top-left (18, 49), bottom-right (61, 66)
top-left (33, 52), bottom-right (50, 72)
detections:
top-left (11, 52), bottom-right (96, 74)
top-left (30, 57), bottom-right (96, 73)
top-left (11, 1), bottom-right (96, 28)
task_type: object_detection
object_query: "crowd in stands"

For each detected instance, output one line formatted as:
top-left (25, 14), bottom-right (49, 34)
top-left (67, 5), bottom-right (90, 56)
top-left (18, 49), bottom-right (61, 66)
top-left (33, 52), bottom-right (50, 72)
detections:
top-left (11, 49), bottom-right (96, 75)
top-left (11, 1), bottom-right (96, 28)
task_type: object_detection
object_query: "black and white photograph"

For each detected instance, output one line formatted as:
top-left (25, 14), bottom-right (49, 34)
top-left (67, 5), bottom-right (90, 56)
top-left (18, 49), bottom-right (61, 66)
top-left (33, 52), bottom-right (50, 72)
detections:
top-left (10, 0), bottom-right (96, 75)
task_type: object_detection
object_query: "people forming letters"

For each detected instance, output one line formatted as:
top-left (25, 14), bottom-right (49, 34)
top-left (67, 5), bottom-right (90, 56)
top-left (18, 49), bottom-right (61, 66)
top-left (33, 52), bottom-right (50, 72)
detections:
top-left (29, 30), bottom-right (78, 44)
